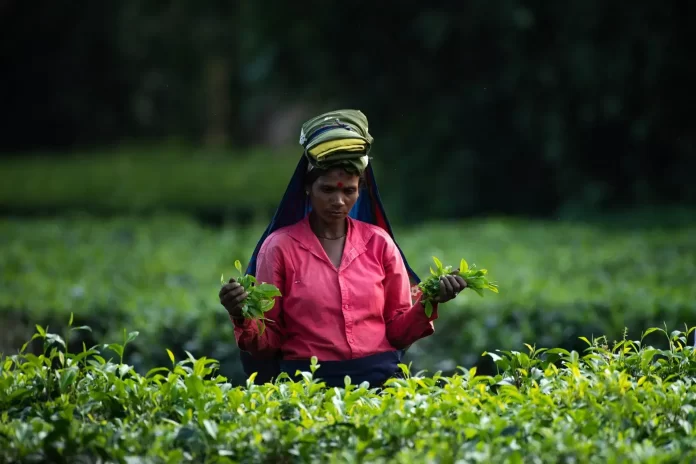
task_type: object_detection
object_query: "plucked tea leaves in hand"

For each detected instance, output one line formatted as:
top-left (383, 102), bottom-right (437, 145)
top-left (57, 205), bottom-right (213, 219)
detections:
top-left (221, 260), bottom-right (281, 334)
top-left (418, 256), bottom-right (499, 317)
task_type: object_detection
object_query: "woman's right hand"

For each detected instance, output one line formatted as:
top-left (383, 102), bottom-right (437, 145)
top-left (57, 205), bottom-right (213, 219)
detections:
top-left (219, 278), bottom-right (248, 319)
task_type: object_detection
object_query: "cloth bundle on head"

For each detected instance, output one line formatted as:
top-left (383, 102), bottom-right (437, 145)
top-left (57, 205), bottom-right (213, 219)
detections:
top-left (300, 109), bottom-right (373, 174)
top-left (239, 109), bottom-right (421, 384)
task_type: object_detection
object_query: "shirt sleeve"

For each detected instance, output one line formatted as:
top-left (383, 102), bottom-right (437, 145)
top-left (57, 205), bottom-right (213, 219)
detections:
top-left (381, 237), bottom-right (439, 349)
top-left (231, 237), bottom-right (285, 359)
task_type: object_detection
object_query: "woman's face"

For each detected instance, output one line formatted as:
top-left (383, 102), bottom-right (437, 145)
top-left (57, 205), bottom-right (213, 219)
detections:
top-left (308, 168), bottom-right (360, 223)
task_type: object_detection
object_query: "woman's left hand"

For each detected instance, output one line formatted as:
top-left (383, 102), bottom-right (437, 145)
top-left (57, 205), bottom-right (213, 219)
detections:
top-left (437, 273), bottom-right (467, 303)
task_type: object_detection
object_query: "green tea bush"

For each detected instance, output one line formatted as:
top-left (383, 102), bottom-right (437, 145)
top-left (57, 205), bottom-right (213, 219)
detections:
top-left (2, 322), bottom-right (696, 463)
top-left (1, 215), bottom-right (695, 385)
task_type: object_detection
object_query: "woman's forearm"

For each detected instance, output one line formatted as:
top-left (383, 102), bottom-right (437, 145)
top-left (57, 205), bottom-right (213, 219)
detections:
top-left (385, 298), bottom-right (439, 349)
top-left (233, 316), bottom-right (283, 358)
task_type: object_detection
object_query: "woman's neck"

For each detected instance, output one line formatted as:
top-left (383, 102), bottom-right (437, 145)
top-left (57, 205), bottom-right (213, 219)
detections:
top-left (309, 211), bottom-right (347, 239)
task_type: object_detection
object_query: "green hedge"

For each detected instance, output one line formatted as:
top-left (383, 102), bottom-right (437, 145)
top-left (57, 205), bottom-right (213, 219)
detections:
top-left (1, 214), bottom-right (694, 386)
top-left (3, 148), bottom-right (696, 228)
top-left (2, 324), bottom-right (696, 462)
top-left (0, 145), bottom-right (301, 221)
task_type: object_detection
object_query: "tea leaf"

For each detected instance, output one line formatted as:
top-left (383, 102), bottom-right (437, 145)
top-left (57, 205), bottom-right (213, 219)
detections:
top-left (46, 333), bottom-right (66, 349)
top-left (58, 367), bottom-right (78, 394)
top-left (432, 256), bottom-right (444, 273)
top-left (70, 325), bottom-right (92, 333)
top-left (203, 419), bottom-right (218, 440)
top-left (126, 331), bottom-right (139, 344)
top-left (424, 300), bottom-right (433, 318)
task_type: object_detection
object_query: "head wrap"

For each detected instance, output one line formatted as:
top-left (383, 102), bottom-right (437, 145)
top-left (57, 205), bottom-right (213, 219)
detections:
top-left (299, 109), bottom-right (373, 174)
top-left (239, 109), bottom-right (421, 385)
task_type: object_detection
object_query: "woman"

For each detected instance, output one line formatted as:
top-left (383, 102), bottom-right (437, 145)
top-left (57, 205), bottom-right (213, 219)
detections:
top-left (219, 109), bottom-right (466, 387)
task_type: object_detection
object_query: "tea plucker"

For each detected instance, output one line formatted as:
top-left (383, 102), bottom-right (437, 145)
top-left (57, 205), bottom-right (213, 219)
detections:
top-left (219, 109), bottom-right (466, 387)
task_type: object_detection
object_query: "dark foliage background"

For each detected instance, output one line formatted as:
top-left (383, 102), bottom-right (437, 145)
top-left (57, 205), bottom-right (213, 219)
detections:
top-left (2, 0), bottom-right (694, 221)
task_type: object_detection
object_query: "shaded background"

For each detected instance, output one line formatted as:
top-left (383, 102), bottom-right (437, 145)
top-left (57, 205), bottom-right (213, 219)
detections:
top-left (3, 0), bottom-right (695, 221)
top-left (1, 0), bottom-right (695, 384)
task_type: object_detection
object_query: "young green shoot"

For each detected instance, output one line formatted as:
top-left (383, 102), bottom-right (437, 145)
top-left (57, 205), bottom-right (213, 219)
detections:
top-left (418, 256), bottom-right (499, 317)
top-left (221, 260), bottom-right (281, 334)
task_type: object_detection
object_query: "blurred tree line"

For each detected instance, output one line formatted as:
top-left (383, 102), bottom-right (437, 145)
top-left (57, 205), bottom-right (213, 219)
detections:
top-left (2, 0), bottom-right (694, 221)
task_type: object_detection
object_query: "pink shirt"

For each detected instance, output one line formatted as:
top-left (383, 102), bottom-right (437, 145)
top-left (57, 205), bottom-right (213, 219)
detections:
top-left (232, 215), bottom-right (439, 361)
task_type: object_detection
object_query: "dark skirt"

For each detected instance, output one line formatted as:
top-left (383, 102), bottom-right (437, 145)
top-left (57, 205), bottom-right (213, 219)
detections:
top-left (239, 349), bottom-right (405, 388)
top-left (279, 351), bottom-right (402, 388)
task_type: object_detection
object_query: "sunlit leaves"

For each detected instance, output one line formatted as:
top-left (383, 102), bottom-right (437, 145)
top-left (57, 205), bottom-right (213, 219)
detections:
top-left (2, 324), bottom-right (696, 461)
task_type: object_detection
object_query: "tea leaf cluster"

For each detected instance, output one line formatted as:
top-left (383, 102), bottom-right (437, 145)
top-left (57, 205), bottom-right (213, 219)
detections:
top-left (221, 259), bottom-right (281, 334)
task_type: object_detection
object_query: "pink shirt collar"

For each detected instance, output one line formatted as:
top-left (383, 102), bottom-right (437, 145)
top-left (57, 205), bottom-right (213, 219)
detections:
top-left (285, 215), bottom-right (374, 272)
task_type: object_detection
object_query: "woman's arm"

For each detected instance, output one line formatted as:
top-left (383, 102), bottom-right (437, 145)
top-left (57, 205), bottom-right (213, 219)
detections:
top-left (381, 239), bottom-right (440, 349)
top-left (232, 239), bottom-right (286, 359)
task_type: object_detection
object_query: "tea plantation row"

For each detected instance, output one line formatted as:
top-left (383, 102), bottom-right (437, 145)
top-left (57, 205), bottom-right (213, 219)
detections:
top-left (1, 324), bottom-right (696, 462)
top-left (1, 215), bottom-right (695, 385)
top-left (0, 147), bottom-right (299, 221)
